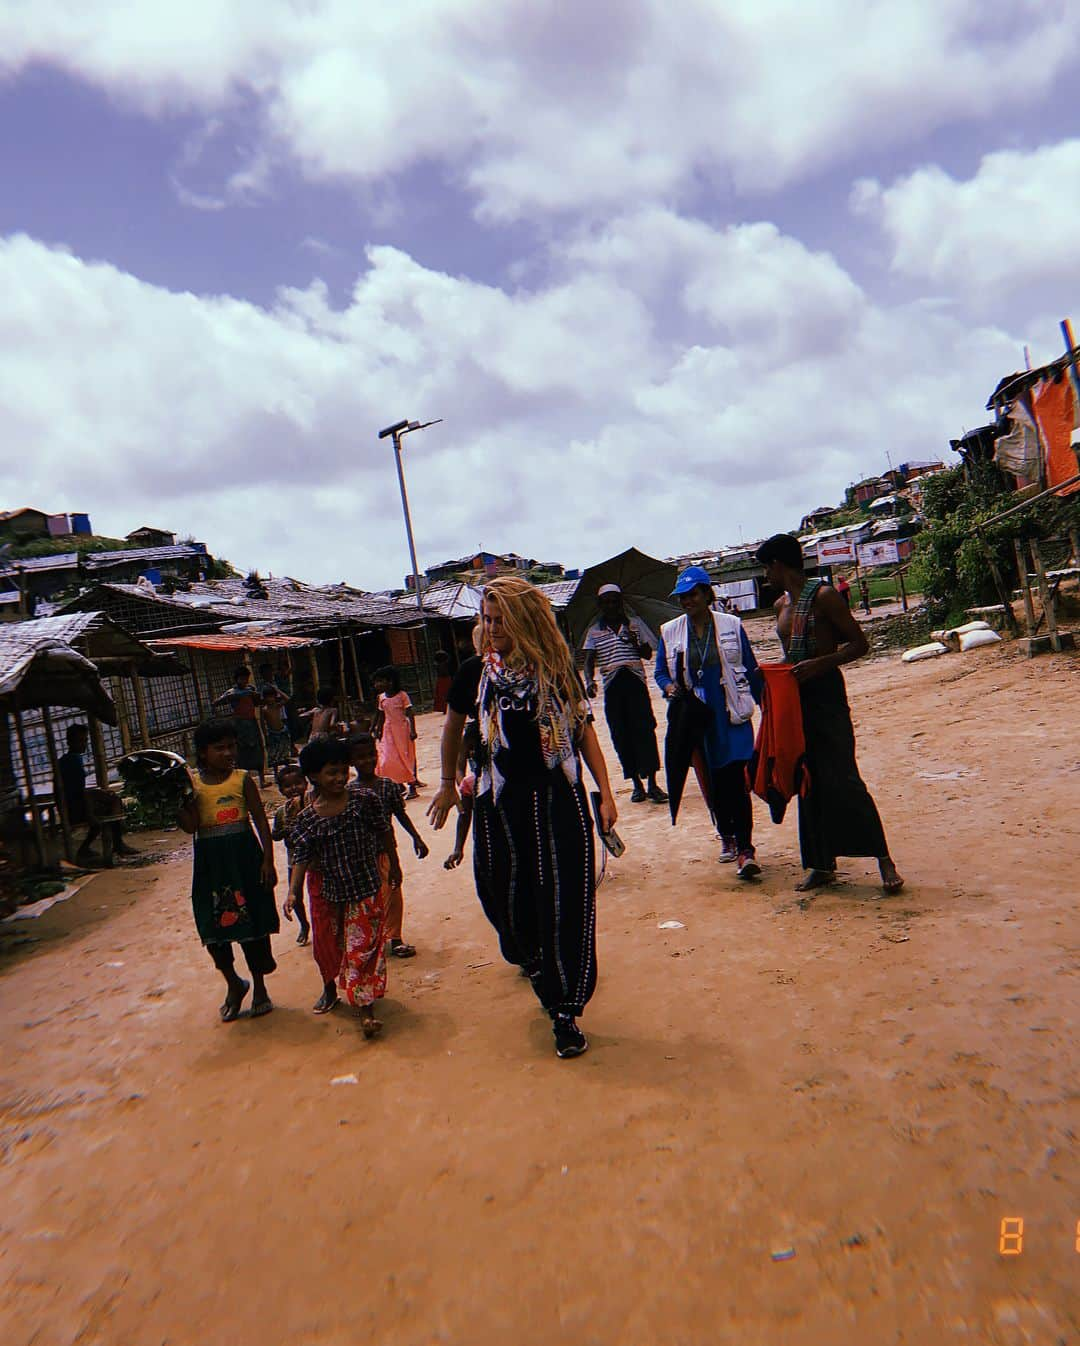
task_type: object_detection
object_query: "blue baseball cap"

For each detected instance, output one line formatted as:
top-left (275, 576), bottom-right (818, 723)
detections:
top-left (671, 565), bottom-right (713, 596)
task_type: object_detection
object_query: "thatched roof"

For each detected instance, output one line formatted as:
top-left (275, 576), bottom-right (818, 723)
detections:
top-left (12, 612), bottom-right (188, 677)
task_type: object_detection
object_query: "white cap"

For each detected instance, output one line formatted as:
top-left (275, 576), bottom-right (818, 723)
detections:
top-left (597, 583), bottom-right (622, 596)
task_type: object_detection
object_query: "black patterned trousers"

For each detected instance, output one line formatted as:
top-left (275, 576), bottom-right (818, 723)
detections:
top-left (472, 775), bottom-right (597, 1017)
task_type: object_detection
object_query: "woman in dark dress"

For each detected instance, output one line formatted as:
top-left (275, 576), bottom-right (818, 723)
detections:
top-left (427, 576), bottom-right (617, 1059)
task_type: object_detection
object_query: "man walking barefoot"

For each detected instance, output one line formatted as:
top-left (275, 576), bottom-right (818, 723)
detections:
top-left (756, 534), bottom-right (903, 900)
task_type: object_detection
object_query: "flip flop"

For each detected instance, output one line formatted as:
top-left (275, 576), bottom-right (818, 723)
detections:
top-left (296, 928), bottom-right (310, 946)
top-left (390, 940), bottom-right (417, 959)
top-left (312, 990), bottom-right (339, 1015)
top-left (220, 978), bottom-right (250, 1023)
top-left (881, 876), bottom-right (905, 896)
top-left (249, 998), bottom-right (274, 1019)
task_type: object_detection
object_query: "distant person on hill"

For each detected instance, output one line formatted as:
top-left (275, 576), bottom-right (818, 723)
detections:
top-left (756, 534), bottom-right (903, 899)
top-left (583, 583), bottom-right (667, 805)
top-left (213, 666), bottom-right (265, 786)
top-left (858, 577), bottom-right (872, 616)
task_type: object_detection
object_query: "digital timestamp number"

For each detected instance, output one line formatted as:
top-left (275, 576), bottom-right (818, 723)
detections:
top-left (998, 1218), bottom-right (1080, 1255)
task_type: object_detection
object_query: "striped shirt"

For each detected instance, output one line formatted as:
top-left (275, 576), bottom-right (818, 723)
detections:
top-left (583, 616), bottom-right (656, 690)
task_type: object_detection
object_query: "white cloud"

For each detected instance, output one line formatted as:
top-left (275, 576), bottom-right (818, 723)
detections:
top-left (852, 138), bottom-right (1080, 304)
top-left (2, 1), bottom-right (1077, 217)
top-left (0, 224), bottom-right (1025, 586)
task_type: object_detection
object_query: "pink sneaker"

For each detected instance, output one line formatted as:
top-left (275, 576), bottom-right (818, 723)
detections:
top-left (736, 851), bottom-right (761, 880)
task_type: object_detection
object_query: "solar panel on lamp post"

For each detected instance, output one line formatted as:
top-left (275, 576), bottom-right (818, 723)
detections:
top-left (378, 418), bottom-right (443, 610)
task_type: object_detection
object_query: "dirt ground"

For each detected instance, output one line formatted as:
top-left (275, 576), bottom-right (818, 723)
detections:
top-left (1, 628), bottom-right (1077, 1346)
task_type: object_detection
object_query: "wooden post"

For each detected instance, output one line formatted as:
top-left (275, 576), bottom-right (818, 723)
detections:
top-left (349, 634), bottom-right (365, 708)
top-left (896, 568), bottom-right (908, 613)
top-left (1012, 537), bottom-right (1036, 637)
top-left (975, 532), bottom-right (1019, 635)
top-left (189, 658), bottom-right (206, 720)
top-left (88, 717), bottom-right (110, 788)
top-left (12, 706), bottom-right (47, 865)
top-left (113, 678), bottom-right (134, 754)
top-left (41, 706), bottom-right (74, 861)
top-left (1029, 538), bottom-right (1062, 652)
top-left (131, 673), bottom-right (152, 747)
top-left (337, 636), bottom-right (348, 718)
top-left (307, 647), bottom-right (320, 697)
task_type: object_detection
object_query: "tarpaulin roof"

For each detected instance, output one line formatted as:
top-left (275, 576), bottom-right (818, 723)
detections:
top-left (150, 633), bottom-right (320, 654)
top-left (0, 626), bottom-right (116, 721)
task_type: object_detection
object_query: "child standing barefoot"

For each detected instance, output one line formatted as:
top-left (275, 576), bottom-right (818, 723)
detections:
top-left (372, 665), bottom-right (421, 798)
top-left (285, 738), bottom-right (399, 1038)
top-left (348, 733), bottom-right (428, 958)
top-left (178, 719), bottom-right (279, 1022)
top-left (271, 763), bottom-right (310, 945)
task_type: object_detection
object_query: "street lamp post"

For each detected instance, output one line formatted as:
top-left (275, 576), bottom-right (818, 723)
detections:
top-left (378, 418), bottom-right (442, 610)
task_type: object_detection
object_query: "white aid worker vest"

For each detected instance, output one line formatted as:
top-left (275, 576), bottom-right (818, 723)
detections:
top-left (660, 611), bottom-right (756, 725)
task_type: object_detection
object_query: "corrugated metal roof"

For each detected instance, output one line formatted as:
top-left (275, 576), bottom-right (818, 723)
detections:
top-left (536, 580), bottom-right (579, 608)
top-left (9, 612), bottom-right (188, 676)
top-left (0, 551), bottom-right (80, 574)
top-left (0, 624), bottom-right (116, 720)
top-left (85, 543), bottom-right (207, 567)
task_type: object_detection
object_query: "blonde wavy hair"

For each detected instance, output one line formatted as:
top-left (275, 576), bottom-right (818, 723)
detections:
top-left (477, 576), bottom-right (587, 728)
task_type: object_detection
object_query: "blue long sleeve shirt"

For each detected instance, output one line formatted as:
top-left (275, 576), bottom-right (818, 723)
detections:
top-left (654, 624), bottom-right (763, 769)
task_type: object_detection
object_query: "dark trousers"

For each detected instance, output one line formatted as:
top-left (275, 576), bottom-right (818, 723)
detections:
top-left (711, 761), bottom-right (753, 852)
top-left (604, 668), bottom-right (660, 781)
top-left (206, 936), bottom-right (276, 978)
top-left (472, 777), bottom-right (597, 1017)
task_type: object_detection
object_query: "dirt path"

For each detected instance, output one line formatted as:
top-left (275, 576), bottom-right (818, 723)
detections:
top-left (1, 641), bottom-right (1077, 1345)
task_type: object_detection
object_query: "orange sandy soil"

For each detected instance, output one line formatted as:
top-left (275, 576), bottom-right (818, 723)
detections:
top-left (1, 628), bottom-right (1077, 1346)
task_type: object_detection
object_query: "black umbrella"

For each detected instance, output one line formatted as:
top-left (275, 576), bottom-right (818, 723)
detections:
top-left (664, 686), bottom-right (716, 826)
top-left (565, 547), bottom-right (682, 650)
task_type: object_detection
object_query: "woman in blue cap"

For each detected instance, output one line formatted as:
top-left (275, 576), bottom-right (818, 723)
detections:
top-left (654, 566), bottom-right (764, 878)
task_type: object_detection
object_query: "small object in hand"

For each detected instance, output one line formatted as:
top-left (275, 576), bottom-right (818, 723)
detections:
top-left (590, 791), bottom-right (625, 857)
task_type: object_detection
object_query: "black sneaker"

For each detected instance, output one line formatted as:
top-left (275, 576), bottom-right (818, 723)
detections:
top-left (646, 785), bottom-right (669, 804)
top-left (552, 1014), bottom-right (588, 1059)
top-left (630, 786), bottom-right (647, 803)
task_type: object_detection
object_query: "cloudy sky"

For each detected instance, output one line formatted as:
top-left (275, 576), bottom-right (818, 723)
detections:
top-left (3, 1), bottom-right (1079, 586)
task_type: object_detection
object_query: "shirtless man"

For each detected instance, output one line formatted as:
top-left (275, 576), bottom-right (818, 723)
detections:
top-left (756, 533), bottom-right (903, 899)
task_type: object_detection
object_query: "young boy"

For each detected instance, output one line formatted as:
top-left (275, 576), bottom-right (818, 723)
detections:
top-left (348, 733), bottom-right (428, 958)
top-left (285, 738), bottom-right (399, 1037)
top-left (213, 666), bottom-right (265, 785)
top-left (299, 687), bottom-right (340, 741)
top-left (270, 763), bottom-right (310, 945)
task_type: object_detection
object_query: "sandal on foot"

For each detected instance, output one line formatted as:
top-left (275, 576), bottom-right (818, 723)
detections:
top-left (296, 927), bottom-right (310, 946)
top-left (313, 989), bottom-right (339, 1015)
top-left (390, 939), bottom-right (417, 959)
top-left (249, 997), bottom-right (274, 1019)
top-left (220, 978), bottom-right (250, 1023)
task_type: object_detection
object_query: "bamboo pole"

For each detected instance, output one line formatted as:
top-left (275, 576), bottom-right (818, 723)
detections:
top-left (337, 636), bottom-right (348, 718)
top-left (896, 568), bottom-right (908, 613)
top-left (349, 634), bottom-right (364, 707)
top-left (131, 672), bottom-right (152, 747)
top-left (974, 533), bottom-right (1019, 636)
top-left (1029, 539), bottom-right (1061, 652)
top-left (41, 706), bottom-right (74, 861)
top-left (12, 706), bottom-right (47, 865)
top-left (1012, 537), bottom-right (1036, 637)
top-left (307, 647), bottom-right (320, 697)
top-left (88, 717), bottom-right (110, 788)
top-left (113, 678), bottom-right (134, 754)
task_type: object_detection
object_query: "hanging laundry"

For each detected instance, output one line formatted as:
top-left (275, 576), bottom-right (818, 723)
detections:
top-left (993, 399), bottom-right (1041, 487)
top-left (1033, 375), bottom-right (1080, 496)
top-left (748, 663), bottom-right (810, 824)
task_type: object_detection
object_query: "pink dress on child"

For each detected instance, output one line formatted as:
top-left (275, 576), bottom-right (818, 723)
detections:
top-left (376, 690), bottom-right (417, 785)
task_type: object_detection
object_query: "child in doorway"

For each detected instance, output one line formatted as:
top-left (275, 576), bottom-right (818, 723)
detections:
top-left (285, 738), bottom-right (399, 1038)
top-left (178, 718), bottom-right (279, 1022)
top-left (372, 665), bottom-right (421, 798)
top-left (348, 733), bottom-right (428, 958)
top-left (271, 762), bottom-right (310, 946)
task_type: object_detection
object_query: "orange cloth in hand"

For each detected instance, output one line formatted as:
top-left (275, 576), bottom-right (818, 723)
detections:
top-left (749, 663), bottom-right (809, 823)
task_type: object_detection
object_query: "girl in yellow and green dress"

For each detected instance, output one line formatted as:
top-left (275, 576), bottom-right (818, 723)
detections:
top-left (178, 718), bottom-right (279, 1022)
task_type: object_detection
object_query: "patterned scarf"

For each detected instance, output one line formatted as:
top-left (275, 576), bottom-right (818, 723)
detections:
top-left (787, 578), bottom-right (826, 665)
top-left (477, 651), bottom-right (579, 800)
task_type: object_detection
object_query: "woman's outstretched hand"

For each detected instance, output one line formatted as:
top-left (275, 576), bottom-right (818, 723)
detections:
top-left (426, 783), bottom-right (461, 831)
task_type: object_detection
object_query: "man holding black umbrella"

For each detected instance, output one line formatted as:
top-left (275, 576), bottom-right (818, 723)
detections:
top-left (583, 584), bottom-right (668, 804)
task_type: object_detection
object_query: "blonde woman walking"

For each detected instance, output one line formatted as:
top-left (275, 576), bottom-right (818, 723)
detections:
top-left (428, 577), bottom-right (617, 1059)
